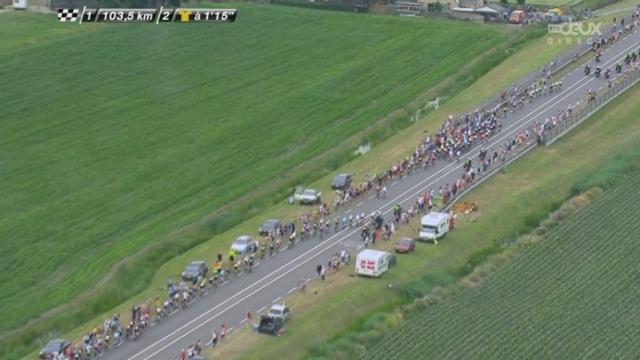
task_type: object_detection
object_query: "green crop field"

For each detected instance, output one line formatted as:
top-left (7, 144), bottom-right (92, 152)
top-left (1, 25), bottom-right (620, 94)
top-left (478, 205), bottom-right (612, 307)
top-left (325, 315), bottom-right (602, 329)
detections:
top-left (359, 173), bottom-right (640, 359)
top-left (0, 4), bottom-right (536, 354)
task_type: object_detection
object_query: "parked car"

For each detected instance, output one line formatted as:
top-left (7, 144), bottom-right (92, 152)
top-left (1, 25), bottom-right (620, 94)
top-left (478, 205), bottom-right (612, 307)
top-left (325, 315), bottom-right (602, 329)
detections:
top-left (298, 189), bottom-right (322, 204)
top-left (259, 219), bottom-right (281, 236)
top-left (268, 304), bottom-right (291, 322)
top-left (39, 339), bottom-right (70, 359)
top-left (257, 315), bottom-right (284, 336)
top-left (231, 235), bottom-right (258, 254)
top-left (394, 238), bottom-right (416, 253)
top-left (331, 173), bottom-right (352, 190)
top-left (182, 261), bottom-right (208, 280)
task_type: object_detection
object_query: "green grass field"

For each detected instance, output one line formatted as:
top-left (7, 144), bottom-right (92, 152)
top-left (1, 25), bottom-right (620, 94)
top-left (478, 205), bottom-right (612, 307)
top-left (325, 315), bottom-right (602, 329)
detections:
top-left (0, 4), bottom-right (535, 353)
top-left (227, 81), bottom-right (640, 360)
top-left (359, 172), bottom-right (640, 359)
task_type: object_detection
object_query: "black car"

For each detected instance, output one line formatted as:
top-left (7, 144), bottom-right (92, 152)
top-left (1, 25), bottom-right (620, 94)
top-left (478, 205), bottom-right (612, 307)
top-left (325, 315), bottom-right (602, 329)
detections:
top-left (258, 315), bottom-right (284, 336)
top-left (331, 173), bottom-right (352, 190)
top-left (40, 339), bottom-right (70, 359)
top-left (182, 261), bottom-right (208, 281)
top-left (259, 219), bottom-right (281, 236)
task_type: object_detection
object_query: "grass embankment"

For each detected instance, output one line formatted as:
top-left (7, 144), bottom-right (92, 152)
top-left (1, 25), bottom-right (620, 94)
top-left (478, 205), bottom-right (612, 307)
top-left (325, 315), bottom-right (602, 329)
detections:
top-left (1, 6), bottom-right (541, 359)
top-left (214, 82), bottom-right (640, 360)
top-left (356, 155), bottom-right (640, 359)
top-left (29, 8), bottom-right (589, 359)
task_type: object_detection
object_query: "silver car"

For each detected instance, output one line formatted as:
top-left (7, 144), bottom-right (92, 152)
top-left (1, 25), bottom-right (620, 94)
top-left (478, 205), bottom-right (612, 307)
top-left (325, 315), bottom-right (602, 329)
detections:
top-left (298, 189), bottom-right (321, 205)
top-left (231, 235), bottom-right (257, 254)
top-left (268, 304), bottom-right (291, 322)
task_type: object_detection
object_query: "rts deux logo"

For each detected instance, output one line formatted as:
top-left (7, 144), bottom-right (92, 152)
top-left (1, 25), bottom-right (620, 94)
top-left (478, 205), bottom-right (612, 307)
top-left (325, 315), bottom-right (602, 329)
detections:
top-left (547, 21), bottom-right (603, 45)
top-left (548, 21), bottom-right (603, 37)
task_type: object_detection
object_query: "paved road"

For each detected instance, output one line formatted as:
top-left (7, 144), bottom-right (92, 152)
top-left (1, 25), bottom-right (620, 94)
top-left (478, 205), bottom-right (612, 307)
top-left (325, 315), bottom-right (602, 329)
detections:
top-left (105, 16), bottom-right (640, 360)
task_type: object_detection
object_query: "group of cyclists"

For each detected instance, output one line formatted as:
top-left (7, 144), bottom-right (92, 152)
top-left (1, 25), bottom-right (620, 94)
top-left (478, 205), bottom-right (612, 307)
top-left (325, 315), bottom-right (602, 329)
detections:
top-left (584, 13), bottom-right (640, 81)
top-left (45, 9), bottom-right (640, 360)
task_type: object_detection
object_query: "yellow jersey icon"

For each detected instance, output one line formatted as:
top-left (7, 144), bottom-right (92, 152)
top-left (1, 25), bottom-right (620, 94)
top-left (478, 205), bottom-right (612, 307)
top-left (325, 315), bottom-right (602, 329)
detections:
top-left (177, 10), bottom-right (192, 22)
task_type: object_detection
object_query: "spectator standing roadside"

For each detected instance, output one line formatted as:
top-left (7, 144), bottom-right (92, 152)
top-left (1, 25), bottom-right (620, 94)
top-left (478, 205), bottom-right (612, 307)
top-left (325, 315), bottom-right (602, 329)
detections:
top-left (209, 329), bottom-right (218, 348)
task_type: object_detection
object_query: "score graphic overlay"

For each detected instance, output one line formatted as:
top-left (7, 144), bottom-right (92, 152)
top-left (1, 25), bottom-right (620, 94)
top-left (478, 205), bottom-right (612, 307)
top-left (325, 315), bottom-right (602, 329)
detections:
top-left (57, 7), bottom-right (237, 24)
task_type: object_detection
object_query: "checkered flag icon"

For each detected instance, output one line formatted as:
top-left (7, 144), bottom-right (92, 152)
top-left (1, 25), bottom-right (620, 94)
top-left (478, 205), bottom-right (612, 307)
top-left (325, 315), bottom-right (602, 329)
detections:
top-left (57, 8), bottom-right (80, 22)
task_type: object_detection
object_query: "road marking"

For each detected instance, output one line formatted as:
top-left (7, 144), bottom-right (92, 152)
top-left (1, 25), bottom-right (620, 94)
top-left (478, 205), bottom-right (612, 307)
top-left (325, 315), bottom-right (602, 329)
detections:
top-left (287, 287), bottom-right (296, 294)
top-left (391, 181), bottom-right (398, 186)
top-left (272, 296), bottom-right (281, 304)
top-left (345, 209), bottom-right (352, 214)
top-left (127, 36), bottom-right (640, 360)
top-left (357, 245), bottom-right (364, 250)
top-left (240, 318), bottom-right (247, 324)
top-left (356, 201), bottom-right (364, 207)
top-left (257, 306), bottom-right (266, 313)
top-left (368, 194), bottom-right (375, 199)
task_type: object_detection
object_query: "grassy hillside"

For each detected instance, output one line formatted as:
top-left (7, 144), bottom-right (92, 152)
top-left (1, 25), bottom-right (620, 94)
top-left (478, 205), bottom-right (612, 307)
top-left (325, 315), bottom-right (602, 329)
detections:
top-left (0, 4), bottom-right (533, 343)
top-left (359, 164), bottom-right (640, 359)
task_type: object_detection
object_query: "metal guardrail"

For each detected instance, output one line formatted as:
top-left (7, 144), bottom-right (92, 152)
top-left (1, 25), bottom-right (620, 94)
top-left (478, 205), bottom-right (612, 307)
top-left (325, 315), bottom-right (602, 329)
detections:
top-left (543, 66), bottom-right (640, 145)
top-left (440, 66), bottom-right (640, 212)
top-left (473, 17), bottom-right (627, 115)
top-left (441, 139), bottom-right (537, 212)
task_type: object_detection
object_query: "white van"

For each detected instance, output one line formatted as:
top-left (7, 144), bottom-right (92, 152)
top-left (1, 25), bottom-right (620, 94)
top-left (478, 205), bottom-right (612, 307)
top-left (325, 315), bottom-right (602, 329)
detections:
top-left (355, 249), bottom-right (391, 277)
top-left (418, 212), bottom-right (450, 242)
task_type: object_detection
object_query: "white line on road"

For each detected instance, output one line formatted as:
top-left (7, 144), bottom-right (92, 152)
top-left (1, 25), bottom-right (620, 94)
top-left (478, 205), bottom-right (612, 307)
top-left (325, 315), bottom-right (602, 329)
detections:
top-left (240, 318), bottom-right (247, 324)
top-left (345, 209), bottom-right (352, 214)
top-left (356, 202), bottom-right (364, 207)
top-left (368, 194), bottom-right (375, 199)
top-left (391, 181), bottom-right (398, 186)
top-left (287, 287), bottom-right (297, 294)
top-left (128, 37), bottom-right (640, 360)
top-left (272, 296), bottom-right (281, 304)
top-left (257, 306), bottom-right (266, 313)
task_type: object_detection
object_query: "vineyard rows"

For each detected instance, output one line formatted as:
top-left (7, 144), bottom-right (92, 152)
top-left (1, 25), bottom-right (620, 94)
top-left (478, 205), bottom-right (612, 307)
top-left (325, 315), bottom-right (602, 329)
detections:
top-left (360, 175), bottom-right (640, 359)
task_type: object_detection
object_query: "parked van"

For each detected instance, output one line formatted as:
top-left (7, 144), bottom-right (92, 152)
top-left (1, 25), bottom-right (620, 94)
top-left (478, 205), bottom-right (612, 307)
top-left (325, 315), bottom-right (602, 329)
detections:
top-left (355, 249), bottom-right (391, 277)
top-left (418, 212), bottom-right (450, 241)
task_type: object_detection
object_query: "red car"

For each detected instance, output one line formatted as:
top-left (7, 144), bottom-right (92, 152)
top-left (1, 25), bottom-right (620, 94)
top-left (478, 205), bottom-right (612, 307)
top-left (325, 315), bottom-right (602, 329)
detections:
top-left (394, 238), bottom-right (415, 253)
